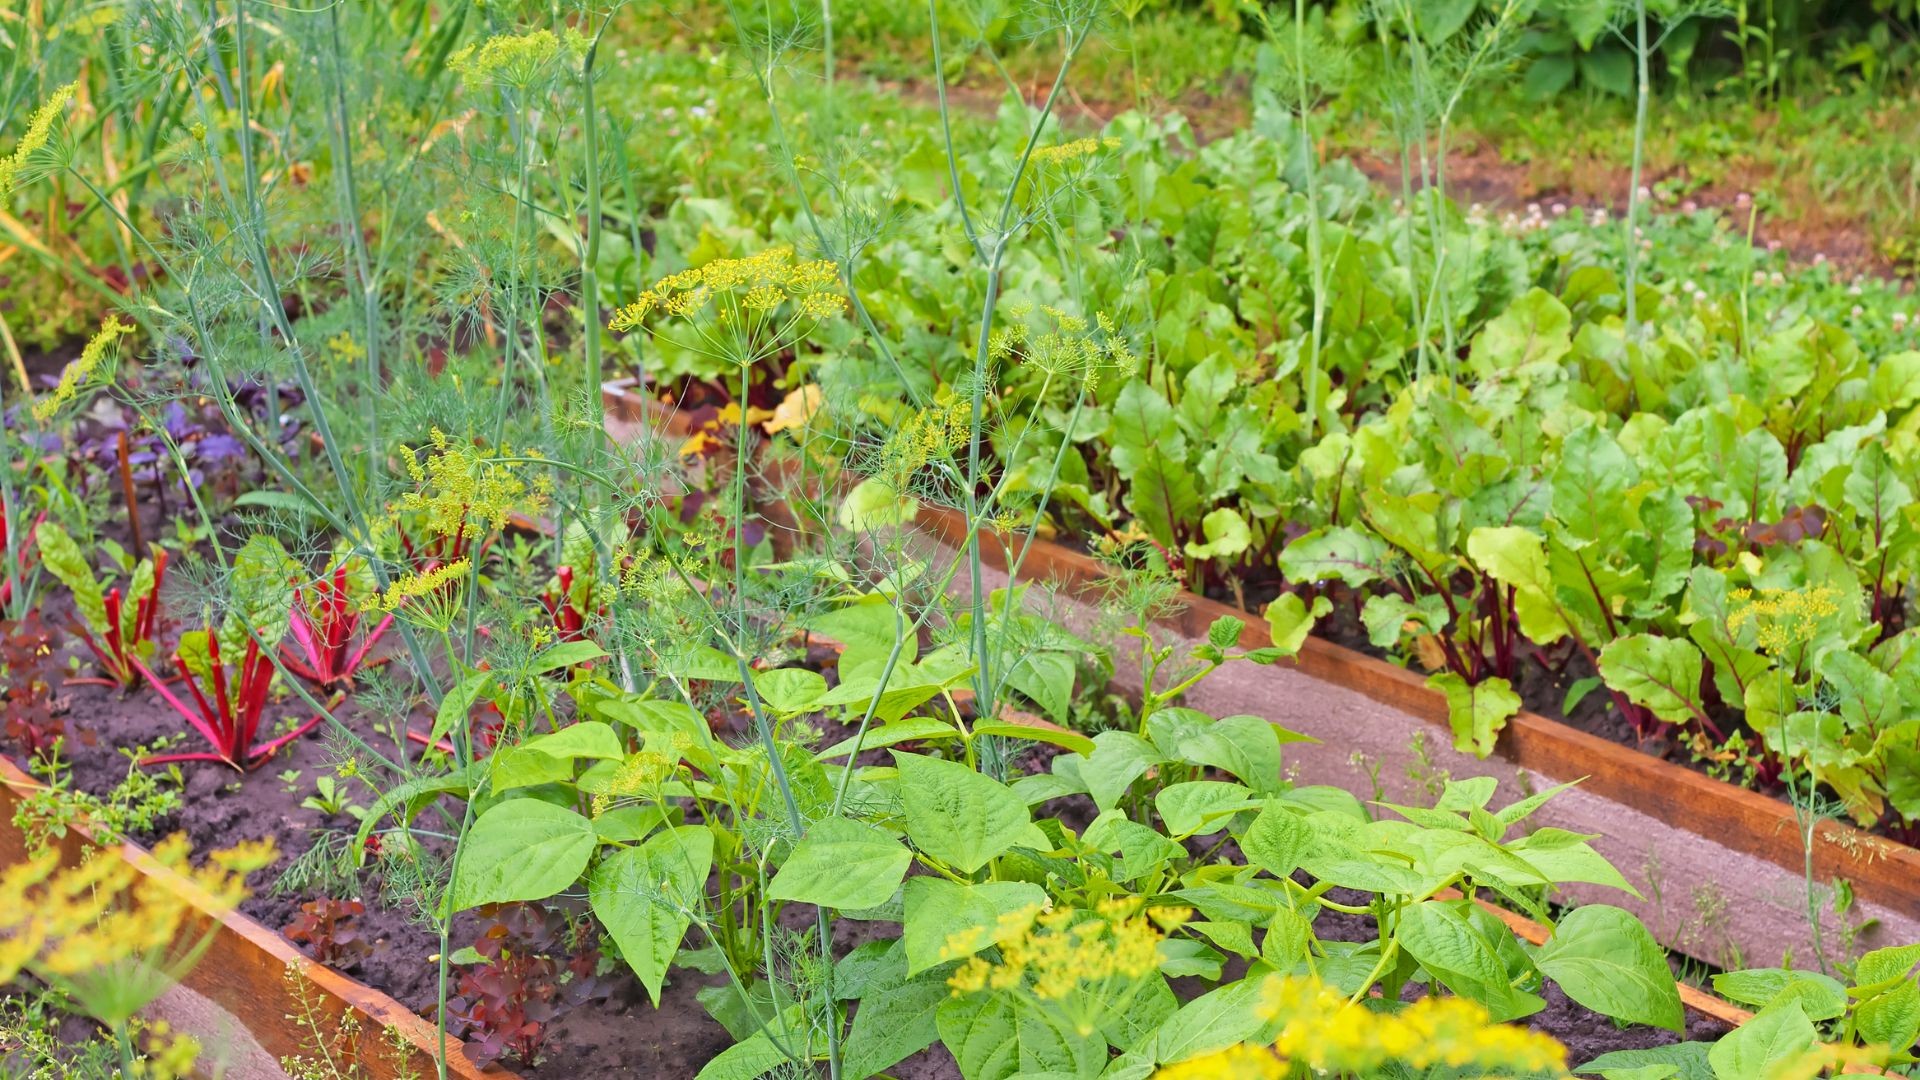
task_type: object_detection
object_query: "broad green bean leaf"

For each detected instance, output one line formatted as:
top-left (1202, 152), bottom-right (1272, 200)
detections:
top-left (1852, 943), bottom-right (1920, 1047)
top-left (1427, 671), bottom-right (1520, 757)
top-left (1576, 1042), bottom-right (1713, 1080)
top-left (894, 752), bottom-right (1041, 874)
top-left (1153, 781), bottom-right (1255, 837)
top-left (1082, 811), bottom-right (1185, 883)
top-left (937, 992), bottom-right (1102, 1080)
top-left (752, 667), bottom-right (827, 715)
top-left (691, 1032), bottom-right (787, 1080)
top-left (1711, 969), bottom-right (1847, 1020)
top-left (971, 720), bottom-right (1094, 756)
top-left (1535, 905), bottom-right (1683, 1032)
top-left (768, 817), bottom-right (911, 911)
top-left (1005, 650), bottom-right (1077, 724)
top-left (1507, 827), bottom-right (1636, 894)
top-left (841, 950), bottom-right (954, 1078)
top-left (903, 877), bottom-right (1047, 975)
top-left (1706, 1001), bottom-right (1816, 1079)
top-left (590, 824), bottom-right (715, 1005)
top-left (1174, 714), bottom-right (1302, 793)
top-left (1398, 900), bottom-right (1532, 1020)
top-left (814, 717), bottom-right (960, 761)
top-left (453, 799), bottom-right (596, 911)
top-left (529, 640), bottom-right (606, 673)
top-left (520, 720), bottom-right (623, 760)
top-left (1145, 977), bottom-right (1268, 1066)
top-left (1082, 731), bottom-right (1165, 812)
top-left (1264, 592), bottom-right (1331, 656)
top-left (488, 746), bottom-right (574, 791)
top-left (1241, 800), bottom-right (1310, 879)
top-left (1598, 634), bottom-right (1706, 727)
top-left (809, 599), bottom-right (916, 674)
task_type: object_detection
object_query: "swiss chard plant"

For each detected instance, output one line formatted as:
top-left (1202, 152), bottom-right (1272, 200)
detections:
top-left (35, 522), bottom-right (168, 690)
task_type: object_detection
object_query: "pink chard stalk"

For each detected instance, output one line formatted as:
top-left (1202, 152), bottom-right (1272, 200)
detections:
top-left (282, 563), bottom-right (392, 689)
top-left (35, 522), bottom-right (168, 689)
top-left (135, 627), bottom-right (321, 769)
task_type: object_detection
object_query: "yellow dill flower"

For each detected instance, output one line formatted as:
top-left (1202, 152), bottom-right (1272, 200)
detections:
top-left (447, 27), bottom-right (589, 88)
top-left (946, 898), bottom-right (1173, 1036)
top-left (0, 81), bottom-right (77, 195)
top-left (33, 314), bottom-right (133, 422)
top-left (1727, 585), bottom-right (1845, 658)
top-left (395, 427), bottom-right (545, 538)
top-left (1154, 1044), bottom-right (1286, 1080)
top-left (1240, 976), bottom-right (1568, 1077)
top-left (607, 246), bottom-right (845, 366)
top-left (1030, 136), bottom-right (1122, 166)
top-left (376, 558), bottom-right (472, 611)
top-left (0, 835), bottom-right (273, 1025)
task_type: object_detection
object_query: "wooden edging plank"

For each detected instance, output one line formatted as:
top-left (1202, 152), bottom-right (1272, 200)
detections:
top-left (0, 756), bottom-right (512, 1080)
top-left (908, 503), bottom-right (1920, 923)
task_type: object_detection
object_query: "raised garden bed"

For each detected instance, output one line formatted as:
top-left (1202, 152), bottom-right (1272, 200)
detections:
top-left (909, 503), bottom-right (1920, 970)
top-left (606, 377), bottom-right (1920, 967)
top-left (0, 756), bottom-right (510, 1080)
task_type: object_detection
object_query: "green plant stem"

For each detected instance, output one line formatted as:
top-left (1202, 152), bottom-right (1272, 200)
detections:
top-left (1626, 0), bottom-right (1649, 336)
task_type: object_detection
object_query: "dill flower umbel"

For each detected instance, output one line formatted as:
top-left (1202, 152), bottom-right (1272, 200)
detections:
top-left (0, 835), bottom-right (274, 1026)
top-left (447, 28), bottom-right (589, 89)
top-left (1727, 584), bottom-right (1845, 658)
top-left (394, 427), bottom-right (547, 540)
top-left (1030, 136), bottom-right (1121, 166)
top-left (375, 558), bottom-right (472, 611)
top-left (0, 81), bottom-right (77, 195)
top-left (946, 898), bottom-right (1185, 1037)
top-left (32, 314), bottom-right (133, 421)
top-left (607, 246), bottom-right (845, 367)
top-left (1155, 976), bottom-right (1569, 1079)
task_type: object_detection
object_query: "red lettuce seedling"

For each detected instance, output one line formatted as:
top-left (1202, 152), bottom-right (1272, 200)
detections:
top-left (282, 562), bottom-right (392, 689)
top-left (1, 613), bottom-right (66, 759)
top-left (284, 898), bottom-right (369, 967)
top-left (446, 903), bottom-right (609, 1067)
top-left (36, 522), bottom-right (167, 689)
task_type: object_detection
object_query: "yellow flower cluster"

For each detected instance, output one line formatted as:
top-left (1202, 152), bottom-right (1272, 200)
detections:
top-left (1153, 1044), bottom-right (1285, 1080)
top-left (1273, 977), bottom-right (1566, 1076)
top-left (396, 427), bottom-right (547, 539)
top-left (880, 389), bottom-right (974, 479)
top-left (1728, 585), bottom-right (1844, 657)
top-left (0, 835), bottom-right (274, 1023)
top-left (1030, 136), bottom-right (1121, 166)
top-left (0, 81), bottom-right (76, 195)
top-left (448, 28), bottom-right (588, 88)
top-left (375, 557), bottom-right (472, 611)
top-left (607, 246), bottom-right (844, 331)
top-left (590, 750), bottom-right (678, 816)
top-left (989, 306), bottom-right (1136, 393)
top-left (946, 898), bottom-right (1181, 1005)
top-left (33, 314), bottom-right (133, 421)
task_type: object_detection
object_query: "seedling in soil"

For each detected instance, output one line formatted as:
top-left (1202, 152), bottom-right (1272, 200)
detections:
top-left (285, 898), bottom-right (370, 967)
